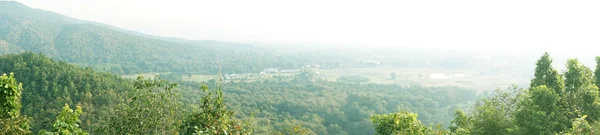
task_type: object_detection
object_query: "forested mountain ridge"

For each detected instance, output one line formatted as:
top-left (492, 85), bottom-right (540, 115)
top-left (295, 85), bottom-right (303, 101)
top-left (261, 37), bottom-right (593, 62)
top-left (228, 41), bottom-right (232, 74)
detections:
top-left (0, 1), bottom-right (307, 74)
top-left (0, 52), bottom-right (133, 132)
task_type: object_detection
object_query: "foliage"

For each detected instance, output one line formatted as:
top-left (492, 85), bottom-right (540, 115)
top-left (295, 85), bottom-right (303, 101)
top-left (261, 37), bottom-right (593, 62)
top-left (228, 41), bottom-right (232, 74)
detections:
top-left (430, 53), bottom-right (600, 135)
top-left (567, 115), bottom-right (595, 134)
top-left (0, 116), bottom-right (31, 135)
top-left (0, 73), bottom-right (31, 135)
top-left (337, 75), bottom-right (370, 84)
top-left (285, 123), bottom-right (316, 135)
top-left (0, 52), bottom-right (479, 134)
top-left (530, 52), bottom-right (564, 94)
top-left (594, 56), bottom-right (600, 88)
top-left (595, 56), bottom-right (600, 91)
top-left (180, 83), bottom-right (251, 135)
top-left (296, 69), bottom-right (319, 82)
top-left (564, 59), bottom-right (594, 94)
top-left (182, 79), bottom-right (476, 134)
top-left (97, 76), bottom-right (182, 134)
top-left (41, 104), bottom-right (88, 135)
top-left (370, 111), bottom-right (431, 135)
top-left (0, 52), bottom-right (132, 132)
top-left (514, 86), bottom-right (568, 134)
top-left (0, 73), bottom-right (23, 118)
top-left (469, 94), bottom-right (515, 135)
top-left (449, 110), bottom-right (470, 134)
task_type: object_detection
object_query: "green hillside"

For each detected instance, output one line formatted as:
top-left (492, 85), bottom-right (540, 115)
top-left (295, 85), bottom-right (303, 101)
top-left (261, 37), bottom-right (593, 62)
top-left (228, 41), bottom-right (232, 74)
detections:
top-left (0, 52), bottom-right (478, 134)
top-left (0, 52), bottom-right (133, 132)
top-left (0, 1), bottom-right (302, 74)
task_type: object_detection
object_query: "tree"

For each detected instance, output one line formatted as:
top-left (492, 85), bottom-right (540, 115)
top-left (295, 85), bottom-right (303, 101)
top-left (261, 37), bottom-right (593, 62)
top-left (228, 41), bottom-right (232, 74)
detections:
top-left (530, 52), bottom-right (564, 94)
top-left (337, 75), bottom-right (370, 84)
top-left (297, 69), bottom-right (318, 82)
top-left (469, 89), bottom-right (519, 135)
top-left (568, 115), bottom-right (595, 134)
top-left (514, 86), bottom-right (568, 134)
top-left (0, 73), bottom-right (31, 135)
top-left (564, 59), bottom-right (594, 94)
top-left (41, 104), bottom-right (88, 135)
top-left (370, 111), bottom-right (431, 135)
top-left (390, 72), bottom-right (397, 80)
top-left (594, 56), bottom-right (600, 89)
top-left (0, 73), bottom-right (24, 119)
top-left (97, 76), bottom-right (182, 134)
top-left (563, 59), bottom-right (600, 121)
top-left (180, 83), bottom-right (251, 135)
top-left (449, 110), bottom-right (470, 134)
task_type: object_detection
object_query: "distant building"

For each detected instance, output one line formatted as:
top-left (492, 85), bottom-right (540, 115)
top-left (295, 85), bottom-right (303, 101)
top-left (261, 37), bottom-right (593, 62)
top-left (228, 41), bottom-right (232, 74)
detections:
top-left (262, 67), bottom-right (280, 73)
top-left (362, 60), bottom-right (381, 65)
top-left (224, 74), bottom-right (239, 80)
top-left (280, 69), bottom-right (300, 73)
top-left (304, 64), bottom-right (321, 69)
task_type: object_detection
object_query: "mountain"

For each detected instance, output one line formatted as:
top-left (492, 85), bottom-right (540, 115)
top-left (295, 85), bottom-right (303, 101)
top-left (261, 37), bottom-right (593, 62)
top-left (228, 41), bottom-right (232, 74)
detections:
top-left (0, 52), bottom-right (133, 132)
top-left (0, 1), bottom-right (299, 74)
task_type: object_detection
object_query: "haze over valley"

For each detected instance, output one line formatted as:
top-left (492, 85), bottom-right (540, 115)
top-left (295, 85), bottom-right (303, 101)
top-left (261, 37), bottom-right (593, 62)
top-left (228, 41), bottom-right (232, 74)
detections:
top-left (2, 1), bottom-right (600, 134)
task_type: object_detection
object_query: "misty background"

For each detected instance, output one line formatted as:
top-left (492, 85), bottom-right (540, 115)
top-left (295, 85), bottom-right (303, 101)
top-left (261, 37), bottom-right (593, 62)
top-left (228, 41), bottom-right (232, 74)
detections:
top-left (14, 0), bottom-right (600, 54)
top-left (7, 0), bottom-right (600, 85)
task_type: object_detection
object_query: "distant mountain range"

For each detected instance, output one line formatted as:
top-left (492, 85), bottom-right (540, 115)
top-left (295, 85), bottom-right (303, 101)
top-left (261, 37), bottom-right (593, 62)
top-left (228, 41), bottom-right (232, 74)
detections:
top-left (0, 1), bottom-right (302, 74)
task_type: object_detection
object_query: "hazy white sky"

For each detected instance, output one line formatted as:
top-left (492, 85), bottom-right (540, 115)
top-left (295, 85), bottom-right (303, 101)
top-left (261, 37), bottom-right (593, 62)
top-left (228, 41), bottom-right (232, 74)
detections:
top-left (13, 0), bottom-right (600, 52)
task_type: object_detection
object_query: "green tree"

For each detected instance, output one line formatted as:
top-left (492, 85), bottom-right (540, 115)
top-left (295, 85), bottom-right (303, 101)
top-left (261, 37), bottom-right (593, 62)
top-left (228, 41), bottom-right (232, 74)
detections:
top-left (97, 76), bottom-right (182, 134)
top-left (297, 69), bottom-right (318, 82)
top-left (594, 56), bottom-right (600, 90)
top-left (337, 75), bottom-right (370, 84)
top-left (41, 104), bottom-right (88, 135)
top-left (563, 59), bottom-right (600, 121)
top-left (568, 115), bottom-right (595, 134)
top-left (564, 59), bottom-right (594, 94)
top-left (390, 72), bottom-right (397, 80)
top-left (469, 89), bottom-right (519, 135)
top-left (370, 111), bottom-right (431, 135)
top-left (0, 73), bottom-right (31, 135)
top-left (286, 124), bottom-right (313, 135)
top-left (514, 86), bottom-right (568, 134)
top-left (530, 52), bottom-right (564, 94)
top-left (0, 73), bottom-right (24, 119)
top-left (449, 110), bottom-right (470, 134)
top-left (180, 83), bottom-right (251, 135)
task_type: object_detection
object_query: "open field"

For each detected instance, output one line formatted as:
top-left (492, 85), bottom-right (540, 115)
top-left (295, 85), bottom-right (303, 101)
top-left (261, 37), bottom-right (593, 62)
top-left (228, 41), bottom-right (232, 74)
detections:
top-left (122, 67), bottom-right (530, 92)
top-left (182, 74), bottom-right (216, 82)
top-left (121, 72), bottom-right (164, 80)
top-left (317, 67), bottom-right (530, 92)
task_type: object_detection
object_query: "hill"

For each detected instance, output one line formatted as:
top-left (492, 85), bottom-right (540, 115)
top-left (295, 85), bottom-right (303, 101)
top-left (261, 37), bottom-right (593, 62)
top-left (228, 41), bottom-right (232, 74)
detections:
top-left (0, 1), bottom-right (299, 74)
top-left (0, 52), bottom-right (133, 132)
top-left (0, 52), bottom-right (480, 134)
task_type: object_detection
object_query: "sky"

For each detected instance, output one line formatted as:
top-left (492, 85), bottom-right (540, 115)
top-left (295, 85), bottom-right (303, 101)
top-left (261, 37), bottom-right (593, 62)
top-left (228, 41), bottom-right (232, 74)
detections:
top-left (12, 0), bottom-right (600, 54)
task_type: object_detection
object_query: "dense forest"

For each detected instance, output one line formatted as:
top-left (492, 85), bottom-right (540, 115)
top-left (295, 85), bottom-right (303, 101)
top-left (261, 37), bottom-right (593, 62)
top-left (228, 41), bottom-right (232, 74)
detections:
top-left (0, 52), bottom-right (477, 134)
top-left (4, 52), bottom-right (600, 135)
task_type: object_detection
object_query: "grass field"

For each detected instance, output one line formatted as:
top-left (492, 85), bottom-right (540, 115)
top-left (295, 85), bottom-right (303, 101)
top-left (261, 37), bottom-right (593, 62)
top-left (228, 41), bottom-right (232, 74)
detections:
top-left (317, 67), bottom-right (529, 92)
top-left (182, 74), bottom-right (216, 82)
